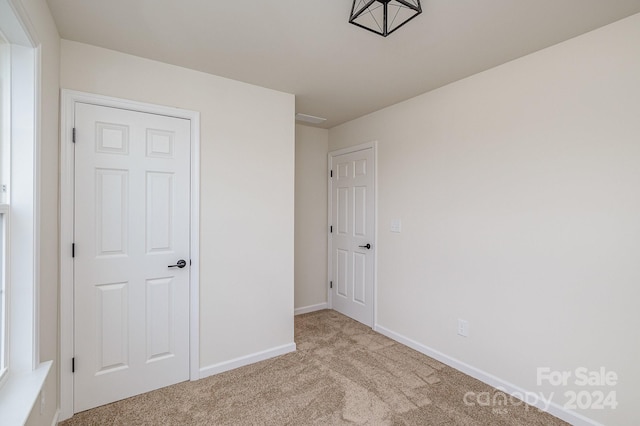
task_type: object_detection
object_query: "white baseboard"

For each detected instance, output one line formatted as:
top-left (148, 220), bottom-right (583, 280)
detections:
top-left (295, 303), bottom-right (328, 316)
top-left (374, 324), bottom-right (602, 426)
top-left (199, 343), bottom-right (297, 379)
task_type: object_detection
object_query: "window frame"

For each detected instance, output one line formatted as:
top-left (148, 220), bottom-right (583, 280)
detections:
top-left (0, 205), bottom-right (8, 383)
top-left (0, 32), bottom-right (9, 383)
top-left (0, 3), bottom-right (49, 421)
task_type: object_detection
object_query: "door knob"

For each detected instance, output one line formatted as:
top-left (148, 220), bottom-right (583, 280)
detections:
top-left (358, 243), bottom-right (371, 250)
top-left (168, 259), bottom-right (187, 268)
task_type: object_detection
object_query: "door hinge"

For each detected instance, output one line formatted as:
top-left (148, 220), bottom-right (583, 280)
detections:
top-left (330, 281), bottom-right (333, 289)
top-left (330, 170), bottom-right (333, 178)
top-left (330, 226), bottom-right (333, 233)
top-left (72, 127), bottom-right (76, 143)
top-left (72, 357), bottom-right (75, 373)
top-left (72, 243), bottom-right (75, 258)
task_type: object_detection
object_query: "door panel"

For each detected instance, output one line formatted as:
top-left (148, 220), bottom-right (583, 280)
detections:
top-left (331, 148), bottom-right (375, 326)
top-left (354, 186), bottom-right (367, 236)
top-left (145, 277), bottom-right (174, 362)
top-left (353, 252), bottom-right (366, 304)
top-left (95, 168), bottom-right (129, 256)
top-left (337, 249), bottom-right (349, 297)
top-left (146, 171), bottom-right (174, 253)
top-left (95, 282), bottom-right (128, 374)
top-left (74, 103), bottom-right (191, 412)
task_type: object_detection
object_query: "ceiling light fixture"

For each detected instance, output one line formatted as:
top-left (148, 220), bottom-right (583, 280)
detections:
top-left (349, 0), bottom-right (422, 37)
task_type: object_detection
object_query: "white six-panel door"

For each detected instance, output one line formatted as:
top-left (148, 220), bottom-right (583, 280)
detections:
top-left (331, 147), bottom-right (375, 326)
top-left (73, 103), bottom-right (191, 412)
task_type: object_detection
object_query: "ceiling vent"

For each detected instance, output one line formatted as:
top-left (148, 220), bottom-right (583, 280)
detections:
top-left (295, 113), bottom-right (327, 125)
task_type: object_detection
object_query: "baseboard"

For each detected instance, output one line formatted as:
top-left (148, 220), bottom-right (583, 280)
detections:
top-left (295, 303), bottom-right (328, 316)
top-left (374, 324), bottom-right (602, 426)
top-left (199, 342), bottom-right (297, 379)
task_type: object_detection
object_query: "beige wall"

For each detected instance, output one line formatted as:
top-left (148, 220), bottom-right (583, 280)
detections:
top-left (14, 1), bottom-right (638, 424)
top-left (294, 125), bottom-right (328, 311)
top-left (60, 40), bottom-right (295, 368)
top-left (329, 14), bottom-right (640, 425)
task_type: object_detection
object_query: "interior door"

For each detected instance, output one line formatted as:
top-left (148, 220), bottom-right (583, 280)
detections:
top-left (331, 147), bottom-right (375, 326)
top-left (73, 103), bottom-right (191, 412)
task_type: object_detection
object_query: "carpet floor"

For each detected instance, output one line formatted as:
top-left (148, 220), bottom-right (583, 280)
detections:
top-left (61, 310), bottom-right (567, 425)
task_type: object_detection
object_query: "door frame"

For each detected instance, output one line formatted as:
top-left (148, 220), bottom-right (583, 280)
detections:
top-left (327, 141), bottom-right (378, 327)
top-left (59, 89), bottom-right (201, 420)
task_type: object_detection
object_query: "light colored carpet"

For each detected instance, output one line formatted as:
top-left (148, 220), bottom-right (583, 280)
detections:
top-left (61, 310), bottom-right (567, 425)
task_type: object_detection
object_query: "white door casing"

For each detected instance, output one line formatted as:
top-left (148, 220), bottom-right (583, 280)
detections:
top-left (329, 144), bottom-right (376, 327)
top-left (59, 90), bottom-right (200, 420)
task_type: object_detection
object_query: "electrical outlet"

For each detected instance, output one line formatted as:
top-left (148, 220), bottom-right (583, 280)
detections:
top-left (40, 390), bottom-right (45, 414)
top-left (458, 319), bottom-right (469, 337)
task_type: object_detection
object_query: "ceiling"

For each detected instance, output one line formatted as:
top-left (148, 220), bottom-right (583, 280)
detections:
top-left (46, 0), bottom-right (640, 128)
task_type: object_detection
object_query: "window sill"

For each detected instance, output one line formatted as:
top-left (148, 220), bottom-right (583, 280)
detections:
top-left (0, 360), bottom-right (52, 426)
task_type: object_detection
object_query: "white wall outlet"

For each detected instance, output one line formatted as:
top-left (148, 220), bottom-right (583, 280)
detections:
top-left (40, 390), bottom-right (45, 414)
top-left (458, 319), bottom-right (469, 337)
top-left (391, 219), bottom-right (402, 233)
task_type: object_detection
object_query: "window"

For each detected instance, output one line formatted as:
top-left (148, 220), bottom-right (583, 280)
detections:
top-left (0, 4), bottom-right (51, 422)
top-left (0, 2), bottom-right (38, 378)
top-left (0, 30), bottom-right (8, 381)
top-left (0, 206), bottom-right (7, 381)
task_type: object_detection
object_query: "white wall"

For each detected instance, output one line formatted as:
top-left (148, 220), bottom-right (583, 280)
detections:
top-left (294, 125), bottom-right (328, 313)
top-left (60, 40), bottom-right (295, 369)
top-left (329, 14), bottom-right (640, 426)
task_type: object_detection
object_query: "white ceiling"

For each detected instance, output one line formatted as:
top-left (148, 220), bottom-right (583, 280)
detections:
top-left (46, 0), bottom-right (640, 128)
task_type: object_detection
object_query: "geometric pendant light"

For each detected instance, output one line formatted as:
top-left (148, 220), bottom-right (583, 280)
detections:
top-left (349, 0), bottom-right (422, 37)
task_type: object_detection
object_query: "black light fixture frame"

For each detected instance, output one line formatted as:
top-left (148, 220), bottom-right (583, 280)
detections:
top-left (349, 0), bottom-right (422, 37)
